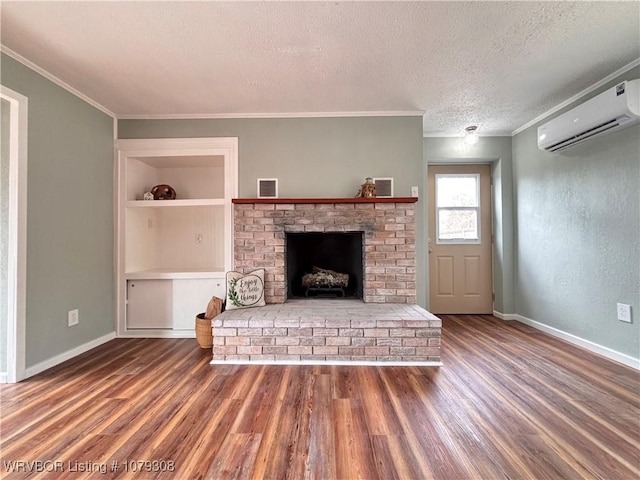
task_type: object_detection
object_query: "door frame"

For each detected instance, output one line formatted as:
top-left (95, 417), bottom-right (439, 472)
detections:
top-left (426, 158), bottom-right (497, 314)
top-left (1, 85), bottom-right (28, 383)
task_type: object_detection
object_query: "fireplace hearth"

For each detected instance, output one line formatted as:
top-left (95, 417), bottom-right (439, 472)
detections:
top-left (286, 232), bottom-right (363, 299)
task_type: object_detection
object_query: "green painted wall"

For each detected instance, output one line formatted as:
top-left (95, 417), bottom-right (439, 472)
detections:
top-left (0, 98), bottom-right (9, 373)
top-left (422, 136), bottom-right (514, 314)
top-left (512, 67), bottom-right (640, 360)
top-left (1, 54), bottom-right (115, 368)
top-left (119, 116), bottom-right (428, 306)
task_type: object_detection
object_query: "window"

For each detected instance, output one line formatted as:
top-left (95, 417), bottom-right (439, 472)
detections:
top-left (435, 173), bottom-right (480, 243)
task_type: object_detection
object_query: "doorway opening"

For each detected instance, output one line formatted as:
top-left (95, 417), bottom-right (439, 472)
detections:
top-left (1, 85), bottom-right (28, 383)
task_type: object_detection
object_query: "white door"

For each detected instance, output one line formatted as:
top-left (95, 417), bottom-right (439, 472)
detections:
top-left (428, 164), bottom-right (493, 314)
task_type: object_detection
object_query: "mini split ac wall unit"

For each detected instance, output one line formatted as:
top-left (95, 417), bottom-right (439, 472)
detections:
top-left (538, 79), bottom-right (639, 153)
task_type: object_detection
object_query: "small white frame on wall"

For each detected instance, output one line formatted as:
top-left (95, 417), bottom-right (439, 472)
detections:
top-left (373, 177), bottom-right (394, 197)
top-left (257, 178), bottom-right (278, 198)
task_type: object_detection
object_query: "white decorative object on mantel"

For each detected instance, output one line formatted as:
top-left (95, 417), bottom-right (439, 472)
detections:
top-left (143, 192), bottom-right (154, 201)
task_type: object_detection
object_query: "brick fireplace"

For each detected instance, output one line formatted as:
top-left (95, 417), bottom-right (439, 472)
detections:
top-left (232, 197), bottom-right (418, 303)
top-left (211, 197), bottom-right (441, 366)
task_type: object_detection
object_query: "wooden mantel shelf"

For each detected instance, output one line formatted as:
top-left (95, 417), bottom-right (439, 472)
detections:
top-left (233, 197), bottom-right (418, 204)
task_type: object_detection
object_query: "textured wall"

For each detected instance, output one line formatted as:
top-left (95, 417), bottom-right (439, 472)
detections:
top-left (512, 68), bottom-right (640, 359)
top-left (1, 54), bottom-right (115, 368)
top-left (422, 136), bottom-right (514, 314)
top-left (118, 116), bottom-right (428, 306)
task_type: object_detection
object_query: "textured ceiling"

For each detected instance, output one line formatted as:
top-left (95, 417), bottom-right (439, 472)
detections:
top-left (1, 1), bottom-right (639, 136)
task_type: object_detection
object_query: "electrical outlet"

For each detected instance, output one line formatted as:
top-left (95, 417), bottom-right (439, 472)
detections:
top-left (617, 303), bottom-right (632, 323)
top-left (68, 309), bottom-right (79, 327)
top-left (411, 186), bottom-right (419, 197)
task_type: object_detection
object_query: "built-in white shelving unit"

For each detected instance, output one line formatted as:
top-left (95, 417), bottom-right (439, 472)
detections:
top-left (116, 138), bottom-right (238, 337)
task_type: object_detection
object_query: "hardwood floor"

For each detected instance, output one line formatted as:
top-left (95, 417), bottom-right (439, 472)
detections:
top-left (1, 315), bottom-right (638, 479)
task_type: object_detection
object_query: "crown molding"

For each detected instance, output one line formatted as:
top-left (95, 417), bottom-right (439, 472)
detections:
top-left (118, 111), bottom-right (425, 120)
top-left (1, 45), bottom-right (116, 119)
top-left (512, 57), bottom-right (640, 136)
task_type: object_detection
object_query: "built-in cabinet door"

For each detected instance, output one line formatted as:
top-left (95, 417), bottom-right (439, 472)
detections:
top-left (127, 280), bottom-right (173, 329)
top-left (127, 278), bottom-right (227, 330)
top-left (172, 278), bottom-right (226, 330)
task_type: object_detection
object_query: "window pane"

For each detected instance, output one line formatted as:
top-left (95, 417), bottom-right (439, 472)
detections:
top-left (436, 175), bottom-right (478, 207)
top-left (438, 209), bottom-right (478, 240)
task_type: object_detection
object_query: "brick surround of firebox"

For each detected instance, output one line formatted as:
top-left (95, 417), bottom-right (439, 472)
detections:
top-left (232, 197), bottom-right (419, 303)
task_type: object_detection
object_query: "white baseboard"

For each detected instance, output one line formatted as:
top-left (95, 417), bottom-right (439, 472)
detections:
top-left (493, 310), bottom-right (517, 321)
top-left (210, 359), bottom-right (443, 367)
top-left (513, 314), bottom-right (640, 370)
top-left (118, 329), bottom-right (195, 338)
top-left (0, 372), bottom-right (7, 383)
top-left (24, 332), bottom-right (116, 379)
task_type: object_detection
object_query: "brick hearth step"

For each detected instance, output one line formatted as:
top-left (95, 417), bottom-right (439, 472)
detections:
top-left (210, 299), bottom-right (441, 366)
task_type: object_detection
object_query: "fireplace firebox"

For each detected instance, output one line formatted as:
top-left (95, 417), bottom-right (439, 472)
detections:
top-left (286, 232), bottom-right (364, 299)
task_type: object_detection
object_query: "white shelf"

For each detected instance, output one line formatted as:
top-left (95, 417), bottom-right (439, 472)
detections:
top-left (125, 268), bottom-right (226, 280)
top-left (117, 137), bottom-right (237, 335)
top-left (126, 199), bottom-right (225, 208)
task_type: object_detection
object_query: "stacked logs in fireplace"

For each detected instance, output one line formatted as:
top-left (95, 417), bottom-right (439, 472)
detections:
top-left (301, 267), bottom-right (349, 297)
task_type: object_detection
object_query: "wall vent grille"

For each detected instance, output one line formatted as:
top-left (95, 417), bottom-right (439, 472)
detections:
top-left (257, 178), bottom-right (278, 198)
top-left (373, 178), bottom-right (394, 197)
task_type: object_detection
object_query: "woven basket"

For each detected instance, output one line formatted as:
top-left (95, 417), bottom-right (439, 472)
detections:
top-left (195, 313), bottom-right (213, 349)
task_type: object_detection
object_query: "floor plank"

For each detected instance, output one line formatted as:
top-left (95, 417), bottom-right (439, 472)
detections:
top-left (1, 316), bottom-right (638, 479)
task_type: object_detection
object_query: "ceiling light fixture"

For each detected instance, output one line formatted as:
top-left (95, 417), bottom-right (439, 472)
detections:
top-left (464, 125), bottom-right (479, 145)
